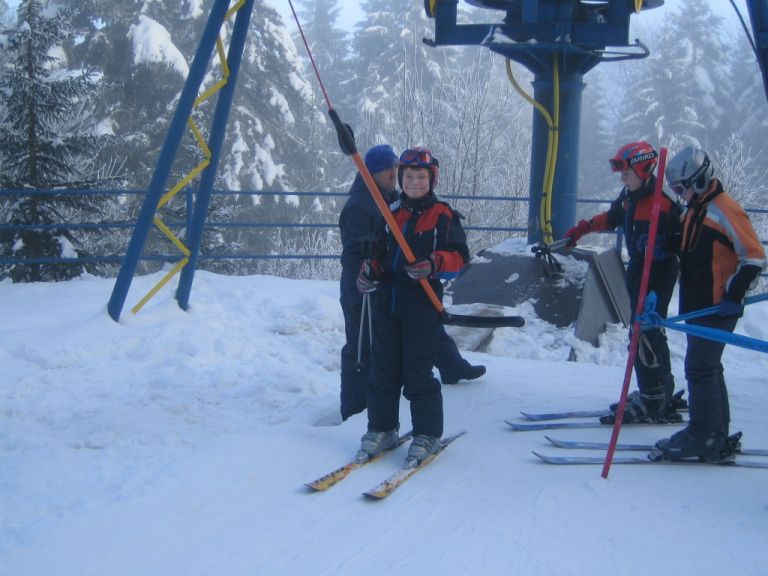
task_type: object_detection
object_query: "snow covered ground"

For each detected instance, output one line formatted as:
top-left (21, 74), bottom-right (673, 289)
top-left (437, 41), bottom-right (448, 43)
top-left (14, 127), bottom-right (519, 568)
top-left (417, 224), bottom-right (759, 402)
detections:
top-left (3, 256), bottom-right (768, 576)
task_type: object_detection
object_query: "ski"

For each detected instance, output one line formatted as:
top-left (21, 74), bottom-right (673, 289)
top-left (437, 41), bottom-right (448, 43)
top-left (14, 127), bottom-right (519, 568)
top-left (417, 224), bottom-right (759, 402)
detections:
top-left (305, 431), bottom-right (413, 492)
top-left (506, 420), bottom-right (686, 431)
top-left (521, 391), bottom-right (689, 421)
top-left (363, 430), bottom-right (466, 500)
top-left (544, 436), bottom-right (768, 457)
top-left (532, 451), bottom-right (768, 469)
top-left (520, 409), bottom-right (607, 421)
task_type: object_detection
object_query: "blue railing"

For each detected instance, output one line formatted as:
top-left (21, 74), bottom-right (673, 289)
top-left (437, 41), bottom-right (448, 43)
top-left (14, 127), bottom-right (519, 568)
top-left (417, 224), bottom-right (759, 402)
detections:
top-left (1, 188), bottom-right (766, 267)
top-left (0, 188), bottom-right (530, 266)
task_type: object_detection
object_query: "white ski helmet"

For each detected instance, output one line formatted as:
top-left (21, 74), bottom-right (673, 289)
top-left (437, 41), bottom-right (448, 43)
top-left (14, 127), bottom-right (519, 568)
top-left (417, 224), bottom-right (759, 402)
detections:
top-left (665, 146), bottom-right (714, 197)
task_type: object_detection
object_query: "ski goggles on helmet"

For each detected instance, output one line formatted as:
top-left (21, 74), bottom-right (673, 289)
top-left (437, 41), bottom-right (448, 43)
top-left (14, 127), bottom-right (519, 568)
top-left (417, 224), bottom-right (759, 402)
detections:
top-left (400, 148), bottom-right (439, 169)
top-left (609, 150), bottom-right (657, 173)
top-left (669, 182), bottom-right (689, 196)
top-left (669, 154), bottom-right (712, 196)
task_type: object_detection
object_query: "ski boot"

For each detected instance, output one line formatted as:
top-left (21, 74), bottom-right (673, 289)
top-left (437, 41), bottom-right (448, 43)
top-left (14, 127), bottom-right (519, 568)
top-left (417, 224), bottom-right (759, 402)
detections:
top-left (404, 435), bottom-right (442, 469)
top-left (355, 428), bottom-right (399, 464)
top-left (441, 364), bottom-right (486, 385)
top-left (601, 390), bottom-right (683, 425)
top-left (650, 427), bottom-right (727, 463)
top-left (668, 389), bottom-right (689, 412)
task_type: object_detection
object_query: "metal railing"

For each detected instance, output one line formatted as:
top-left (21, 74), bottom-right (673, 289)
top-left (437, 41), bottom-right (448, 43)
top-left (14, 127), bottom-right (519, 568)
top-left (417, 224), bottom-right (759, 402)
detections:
top-left (0, 188), bottom-right (530, 267)
top-left (2, 188), bottom-right (767, 269)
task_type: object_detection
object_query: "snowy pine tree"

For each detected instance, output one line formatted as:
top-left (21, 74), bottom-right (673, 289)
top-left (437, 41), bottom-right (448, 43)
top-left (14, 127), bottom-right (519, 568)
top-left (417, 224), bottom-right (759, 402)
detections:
top-left (669, 0), bottom-right (735, 149)
top-left (615, 16), bottom-right (702, 149)
top-left (293, 0), bottom-right (353, 191)
top-left (69, 0), bottom-right (206, 190)
top-left (577, 67), bottom-right (620, 210)
top-left (0, 0), bottom-right (112, 282)
top-left (732, 25), bottom-right (768, 163)
top-left (66, 1), bottom-right (335, 277)
top-left (0, 0), bottom-right (9, 25)
top-left (351, 0), bottom-right (447, 149)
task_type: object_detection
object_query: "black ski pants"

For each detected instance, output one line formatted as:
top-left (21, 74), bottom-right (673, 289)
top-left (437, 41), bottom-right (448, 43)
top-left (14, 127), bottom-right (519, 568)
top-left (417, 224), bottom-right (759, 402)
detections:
top-left (627, 256), bottom-right (679, 398)
top-left (367, 281), bottom-right (444, 438)
top-left (685, 315), bottom-right (737, 437)
top-left (340, 271), bottom-right (467, 421)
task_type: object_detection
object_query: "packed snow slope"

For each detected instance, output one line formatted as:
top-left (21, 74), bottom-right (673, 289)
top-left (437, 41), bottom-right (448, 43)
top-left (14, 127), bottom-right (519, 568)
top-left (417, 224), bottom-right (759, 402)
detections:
top-left (2, 264), bottom-right (768, 576)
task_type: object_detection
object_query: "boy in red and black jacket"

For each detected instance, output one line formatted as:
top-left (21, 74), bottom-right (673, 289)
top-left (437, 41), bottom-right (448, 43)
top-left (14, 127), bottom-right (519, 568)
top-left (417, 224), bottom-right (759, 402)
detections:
top-left (565, 141), bottom-right (683, 423)
top-left (355, 147), bottom-right (469, 469)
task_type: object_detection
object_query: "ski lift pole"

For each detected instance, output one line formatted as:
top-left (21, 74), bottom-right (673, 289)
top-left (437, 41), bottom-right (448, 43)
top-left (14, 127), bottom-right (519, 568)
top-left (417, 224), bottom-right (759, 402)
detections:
top-left (601, 147), bottom-right (668, 479)
top-left (287, 1), bottom-right (524, 329)
top-left (287, 0), bottom-right (444, 315)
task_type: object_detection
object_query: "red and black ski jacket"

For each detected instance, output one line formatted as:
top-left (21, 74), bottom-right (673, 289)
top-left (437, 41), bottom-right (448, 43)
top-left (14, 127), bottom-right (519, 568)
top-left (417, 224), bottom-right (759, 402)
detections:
top-left (586, 175), bottom-right (681, 266)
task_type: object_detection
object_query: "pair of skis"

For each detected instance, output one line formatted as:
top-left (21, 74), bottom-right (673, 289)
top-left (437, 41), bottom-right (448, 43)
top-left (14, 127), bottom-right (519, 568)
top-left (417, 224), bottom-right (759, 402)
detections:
top-left (532, 436), bottom-right (768, 469)
top-left (508, 400), bottom-right (688, 431)
top-left (512, 405), bottom-right (768, 469)
top-left (305, 430), bottom-right (466, 499)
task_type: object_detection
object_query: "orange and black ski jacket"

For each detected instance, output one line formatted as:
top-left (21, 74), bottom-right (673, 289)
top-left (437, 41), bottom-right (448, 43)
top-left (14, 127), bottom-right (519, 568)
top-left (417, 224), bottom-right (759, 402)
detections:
top-left (586, 175), bottom-right (681, 265)
top-left (678, 179), bottom-right (765, 314)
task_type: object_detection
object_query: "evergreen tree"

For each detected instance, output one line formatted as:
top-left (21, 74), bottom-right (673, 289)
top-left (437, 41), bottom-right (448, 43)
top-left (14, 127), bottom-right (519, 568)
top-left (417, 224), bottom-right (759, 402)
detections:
top-left (669, 0), bottom-right (734, 149)
top-left (65, 0), bottom-right (212, 274)
top-left (616, 4), bottom-right (736, 153)
top-left (732, 26), bottom-right (768, 162)
top-left (351, 0), bottom-right (448, 149)
top-left (293, 0), bottom-right (354, 191)
top-left (578, 66), bottom-right (620, 209)
top-left (0, 0), bottom-right (111, 282)
top-left (68, 0), bottom-right (208, 190)
top-left (213, 1), bottom-right (332, 276)
top-left (66, 1), bottom-right (330, 276)
top-left (616, 15), bottom-right (703, 150)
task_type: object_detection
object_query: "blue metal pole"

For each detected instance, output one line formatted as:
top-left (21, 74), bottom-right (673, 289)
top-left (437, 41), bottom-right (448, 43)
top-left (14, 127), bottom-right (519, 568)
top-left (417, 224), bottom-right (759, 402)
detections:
top-left (176, 0), bottom-right (255, 311)
top-left (107, 0), bottom-right (231, 322)
top-left (746, 0), bottom-right (768, 105)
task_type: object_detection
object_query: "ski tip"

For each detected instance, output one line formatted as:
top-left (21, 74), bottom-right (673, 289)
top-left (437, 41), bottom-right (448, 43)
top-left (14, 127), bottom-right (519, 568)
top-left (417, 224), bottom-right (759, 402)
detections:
top-left (362, 490), bottom-right (386, 500)
top-left (446, 430), bottom-right (468, 442)
top-left (543, 435), bottom-right (562, 447)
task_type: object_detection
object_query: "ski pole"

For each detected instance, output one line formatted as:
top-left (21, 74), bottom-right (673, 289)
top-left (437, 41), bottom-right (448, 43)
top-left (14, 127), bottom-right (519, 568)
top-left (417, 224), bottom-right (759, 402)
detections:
top-left (357, 292), bottom-right (368, 368)
top-left (366, 291), bottom-right (373, 348)
top-left (287, 0), bottom-right (450, 315)
top-left (601, 147), bottom-right (668, 479)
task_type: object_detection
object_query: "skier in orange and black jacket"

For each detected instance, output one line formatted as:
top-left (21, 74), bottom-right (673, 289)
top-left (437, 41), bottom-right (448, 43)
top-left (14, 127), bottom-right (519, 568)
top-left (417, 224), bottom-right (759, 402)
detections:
top-left (654, 146), bottom-right (765, 462)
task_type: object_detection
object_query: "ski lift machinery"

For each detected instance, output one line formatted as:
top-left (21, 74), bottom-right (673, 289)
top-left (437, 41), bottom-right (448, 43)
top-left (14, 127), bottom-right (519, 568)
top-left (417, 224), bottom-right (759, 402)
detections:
top-left (424, 0), bottom-right (661, 342)
top-left (427, 0), bottom-right (768, 344)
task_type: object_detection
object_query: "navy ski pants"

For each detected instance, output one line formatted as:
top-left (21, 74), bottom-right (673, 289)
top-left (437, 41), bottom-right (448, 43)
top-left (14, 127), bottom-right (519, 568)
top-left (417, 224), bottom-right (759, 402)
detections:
top-left (367, 282), bottom-right (444, 438)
